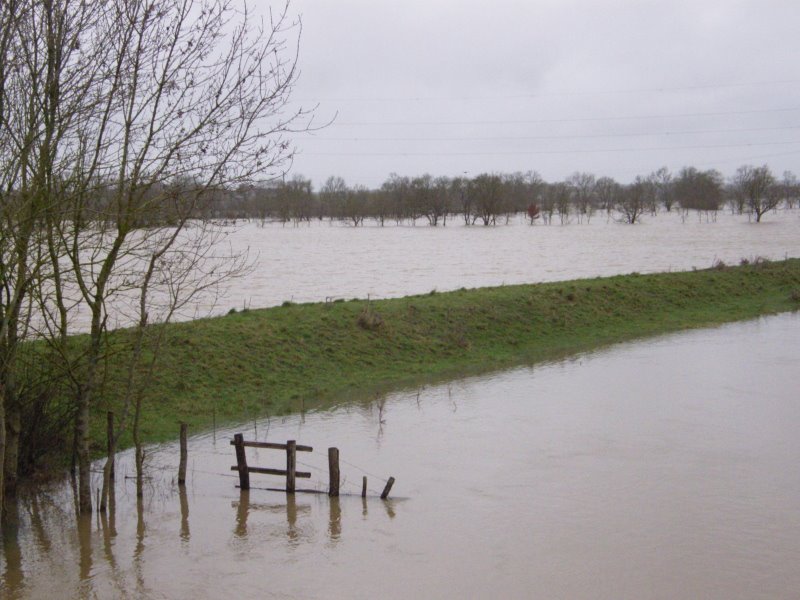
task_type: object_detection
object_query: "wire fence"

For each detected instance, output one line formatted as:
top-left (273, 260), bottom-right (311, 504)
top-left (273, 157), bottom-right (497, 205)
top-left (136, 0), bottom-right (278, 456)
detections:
top-left (115, 434), bottom-right (394, 496)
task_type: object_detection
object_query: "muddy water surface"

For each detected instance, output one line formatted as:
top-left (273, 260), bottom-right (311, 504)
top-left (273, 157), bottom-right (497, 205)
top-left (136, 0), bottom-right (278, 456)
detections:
top-left (87, 209), bottom-right (800, 330)
top-left (3, 313), bottom-right (800, 599)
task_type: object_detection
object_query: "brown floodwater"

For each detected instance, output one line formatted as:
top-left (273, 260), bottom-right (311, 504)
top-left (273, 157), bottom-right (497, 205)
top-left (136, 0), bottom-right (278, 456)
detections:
top-left (2, 313), bottom-right (800, 599)
top-left (66, 208), bottom-right (800, 331)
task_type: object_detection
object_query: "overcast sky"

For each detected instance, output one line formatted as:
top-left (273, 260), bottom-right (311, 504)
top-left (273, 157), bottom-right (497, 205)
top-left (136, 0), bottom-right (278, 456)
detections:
top-left (274, 0), bottom-right (800, 188)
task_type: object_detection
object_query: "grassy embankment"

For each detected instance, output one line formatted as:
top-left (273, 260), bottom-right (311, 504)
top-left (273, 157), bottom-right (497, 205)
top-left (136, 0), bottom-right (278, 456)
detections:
top-left (94, 259), bottom-right (800, 453)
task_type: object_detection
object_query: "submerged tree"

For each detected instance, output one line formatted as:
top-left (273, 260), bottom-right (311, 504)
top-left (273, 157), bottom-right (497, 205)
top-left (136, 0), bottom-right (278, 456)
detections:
top-left (566, 171), bottom-right (596, 222)
top-left (617, 177), bottom-right (650, 224)
top-left (650, 167), bottom-right (674, 213)
top-left (469, 174), bottom-right (505, 226)
top-left (594, 176), bottom-right (622, 216)
top-left (733, 165), bottom-right (779, 222)
top-left (674, 167), bottom-right (723, 215)
top-left (781, 171), bottom-right (800, 209)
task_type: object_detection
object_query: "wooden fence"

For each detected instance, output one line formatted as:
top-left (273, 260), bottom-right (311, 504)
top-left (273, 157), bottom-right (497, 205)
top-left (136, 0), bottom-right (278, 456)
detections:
top-left (230, 433), bottom-right (395, 499)
top-left (230, 434), bottom-right (312, 492)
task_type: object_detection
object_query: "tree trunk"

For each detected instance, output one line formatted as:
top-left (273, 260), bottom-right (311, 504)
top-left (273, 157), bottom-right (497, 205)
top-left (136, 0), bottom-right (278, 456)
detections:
top-left (0, 384), bottom-right (6, 515)
top-left (134, 391), bottom-right (144, 498)
top-left (100, 412), bottom-right (115, 512)
top-left (99, 456), bottom-right (113, 512)
top-left (3, 400), bottom-right (20, 497)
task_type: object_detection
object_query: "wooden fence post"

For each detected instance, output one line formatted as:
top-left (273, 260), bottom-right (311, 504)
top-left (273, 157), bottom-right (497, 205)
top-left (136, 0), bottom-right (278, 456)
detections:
top-left (178, 422), bottom-right (188, 485)
top-left (107, 411), bottom-right (115, 481)
top-left (233, 433), bottom-right (250, 490)
top-left (328, 447), bottom-right (340, 497)
top-left (380, 476), bottom-right (395, 500)
top-left (286, 440), bottom-right (297, 493)
top-left (361, 476), bottom-right (367, 498)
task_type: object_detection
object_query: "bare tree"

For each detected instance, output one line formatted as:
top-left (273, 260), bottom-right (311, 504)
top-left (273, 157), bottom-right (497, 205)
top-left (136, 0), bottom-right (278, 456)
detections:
top-left (410, 174), bottom-right (434, 225)
top-left (594, 176), bottom-right (622, 217)
top-left (780, 171), bottom-right (799, 209)
top-left (556, 181), bottom-right (571, 225)
top-left (449, 177), bottom-right (471, 225)
top-left (650, 167), bottom-right (674, 212)
top-left (320, 175), bottom-right (347, 221)
top-left (733, 165), bottom-right (779, 222)
top-left (541, 182), bottom-right (570, 225)
top-left (286, 175), bottom-right (315, 224)
top-left (674, 167), bottom-right (723, 217)
top-left (346, 185), bottom-right (369, 226)
top-left (469, 174), bottom-right (505, 226)
top-left (380, 173), bottom-right (411, 225)
top-left (566, 171), bottom-right (596, 223)
top-left (617, 177), bottom-right (650, 224)
top-left (0, 0), bottom-right (311, 514)
top-left (411, 174), bottom-right (449, 226)
top-left (0, 0), bottom-right (24, 511)
top-left (0, 0), bottom-right (97, 505)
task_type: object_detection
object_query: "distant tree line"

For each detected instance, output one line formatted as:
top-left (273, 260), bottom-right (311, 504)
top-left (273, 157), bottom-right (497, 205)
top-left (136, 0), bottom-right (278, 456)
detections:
top-left (211, 164), bottom-right (798, 226)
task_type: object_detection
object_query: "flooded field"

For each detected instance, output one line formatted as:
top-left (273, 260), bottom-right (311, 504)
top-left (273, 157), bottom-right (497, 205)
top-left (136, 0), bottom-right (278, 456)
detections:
top-left (3, 313), bottom-right (799, 599)
top-left (93, 208), bottom-right (800, 329)
top-left (223, 209), bottom-right (800, 303)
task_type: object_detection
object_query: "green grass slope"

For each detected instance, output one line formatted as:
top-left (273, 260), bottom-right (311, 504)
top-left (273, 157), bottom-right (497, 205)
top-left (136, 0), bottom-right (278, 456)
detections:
top-left (95, 259), bottom-right (800, 453)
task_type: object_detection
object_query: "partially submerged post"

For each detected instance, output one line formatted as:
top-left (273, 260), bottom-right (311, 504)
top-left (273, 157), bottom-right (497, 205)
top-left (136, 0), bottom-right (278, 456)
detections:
top-left (380, 477), bottom-right (395, 500)
top-left (328, 447), bottom-right (340, 497)
top-left (286, 440), bottom-right (297, 493)
top-left (228, 437), bottom-right (391, 499)
top-left (178, 422), bottom-right (188, 485)
top-left (233, 433), bottom-right (250, 490)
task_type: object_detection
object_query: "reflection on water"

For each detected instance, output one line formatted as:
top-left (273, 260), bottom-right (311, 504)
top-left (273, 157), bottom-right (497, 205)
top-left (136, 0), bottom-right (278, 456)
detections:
top-left (2, 500), bottom-right (23, 597)
top-left (328, 496), bottom-right (341, 542)
top-left (2, 313), bottom-right (800, 599)
top-left (233, 490), bottom-right (249, 538)
top-left (179, 486), bottom-right (190, 543)
top-left (77, 515), bottom-right (92, 585)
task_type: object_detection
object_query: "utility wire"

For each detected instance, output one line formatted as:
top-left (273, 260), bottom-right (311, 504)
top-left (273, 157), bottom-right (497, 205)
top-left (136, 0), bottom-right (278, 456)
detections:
top-left (302, 139), bottom-right (800, 158)
top-left (298, 124), bottom-right (800, 143)
top-left (333, 106), bottom-right (800, 127)
top-left (295, 78), bottom-right (800, 104)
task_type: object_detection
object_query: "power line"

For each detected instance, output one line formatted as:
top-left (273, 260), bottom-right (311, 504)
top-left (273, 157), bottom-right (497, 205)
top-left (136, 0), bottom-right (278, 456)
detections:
top-left (295, 79), bottom-right (800, 104)
top-left (301, 139), bottom-right (800, 158)
top-left (298, 124), bottom-right (800, 143)
top-left (691, 147), bottom-right (800, 170)
top-left (333, 106), bottom-right (800, 127)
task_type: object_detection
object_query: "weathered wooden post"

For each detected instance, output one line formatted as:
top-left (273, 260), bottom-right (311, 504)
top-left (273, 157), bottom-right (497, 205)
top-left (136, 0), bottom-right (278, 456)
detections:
top-left (233, 433), bottom-right (250, 490)
top-left (107, 411), bottom-right (115, 480)
top-left (380, 476), bottom-right (395, 500)
top-left (328, 447), bottom-right (340, 497)
top-left (178, 422), bottom-right (188, 485)
top-left (286, 440), bottom-right (297, 493)
top-left (361, 476), bottom-right (367, 498)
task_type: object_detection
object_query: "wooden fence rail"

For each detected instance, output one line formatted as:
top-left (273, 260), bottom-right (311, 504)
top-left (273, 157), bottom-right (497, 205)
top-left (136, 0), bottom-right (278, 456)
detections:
top-left (230, 433), bottom-right (394, 499)
top-left (230, 433), bottom-right (312, 492)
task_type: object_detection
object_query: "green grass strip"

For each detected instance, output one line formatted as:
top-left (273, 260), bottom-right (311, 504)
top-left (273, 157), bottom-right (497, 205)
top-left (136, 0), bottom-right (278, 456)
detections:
top-left (93, 259), bottom-right (800, 454)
